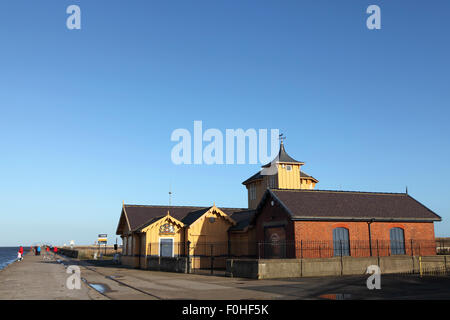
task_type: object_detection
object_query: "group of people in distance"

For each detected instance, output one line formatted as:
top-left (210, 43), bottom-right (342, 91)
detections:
top-left (17, 245), bottom-right (58, 262)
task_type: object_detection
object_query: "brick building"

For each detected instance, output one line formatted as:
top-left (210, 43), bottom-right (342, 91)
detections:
top-left (117, 141), bottom-right (441, 267)
top-left (253, 188), bottom-right (440, 258)
top-left (242, 141), bottom-right (441, 258)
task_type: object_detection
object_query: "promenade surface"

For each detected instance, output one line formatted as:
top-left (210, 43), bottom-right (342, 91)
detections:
top-left (0, 253), bottom-right (104, 299)
top-left (1, 253), bottom-right (450, 299)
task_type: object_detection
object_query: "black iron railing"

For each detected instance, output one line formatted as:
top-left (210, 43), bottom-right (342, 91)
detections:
top-left (138, 239), bottom-right (440, 261)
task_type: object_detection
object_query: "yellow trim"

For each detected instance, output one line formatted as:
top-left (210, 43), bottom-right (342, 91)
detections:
top-left (189, 205), bottom-right (237, 228)
top-left (140, 214), bottom-right (185, 233)
top-left (122, 204), bottom-right (132, 232)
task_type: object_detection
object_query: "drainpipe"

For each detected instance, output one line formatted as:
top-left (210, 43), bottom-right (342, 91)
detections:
top-left (367, 219), bottom-right (374, 257)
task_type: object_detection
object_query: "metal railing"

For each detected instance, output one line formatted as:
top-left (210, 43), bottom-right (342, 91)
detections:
top-left (256, 239), bottom-right (437, 259)
top-left (140, 239), bottom-right (438, 261)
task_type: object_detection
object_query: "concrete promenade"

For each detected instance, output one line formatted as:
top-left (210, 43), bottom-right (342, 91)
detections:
top-left (1, 253), bottom-right (450, 299)
top-left (0, 253), bottom-right (104, 300)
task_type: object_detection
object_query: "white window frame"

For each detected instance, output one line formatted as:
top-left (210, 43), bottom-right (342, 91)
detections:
top-left (158, 237), bottom-right (175, 257)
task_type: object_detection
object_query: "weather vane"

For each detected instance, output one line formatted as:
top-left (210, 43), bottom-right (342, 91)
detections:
top-left (279, 133), bottom-right (286, 144)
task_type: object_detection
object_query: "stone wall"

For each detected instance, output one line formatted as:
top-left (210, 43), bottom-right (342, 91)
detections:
top-left (226, 255), bottom-right (450, 279)
top-left (147, 256), bottom-right (190, 273)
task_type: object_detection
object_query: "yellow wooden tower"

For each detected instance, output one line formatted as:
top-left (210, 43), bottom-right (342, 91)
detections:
top-left (242, 140), bottom-right (318, 209)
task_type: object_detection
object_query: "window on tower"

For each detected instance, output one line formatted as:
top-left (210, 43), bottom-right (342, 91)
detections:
top-left (267, 175), bottom-right (276, 189)
top-left (249, 184), bottom-right (256, 200)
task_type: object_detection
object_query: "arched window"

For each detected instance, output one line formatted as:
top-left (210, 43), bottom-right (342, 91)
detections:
top-left (333, 228), bottom-right (350, 256)
top-left (390, 228), bottom-right (405, 255)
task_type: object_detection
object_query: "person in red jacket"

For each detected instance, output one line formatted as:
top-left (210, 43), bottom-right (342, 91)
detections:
top-left (17, 246), bottom-right (24, 261)
top-left (53, 246), bottom-right (58, 259)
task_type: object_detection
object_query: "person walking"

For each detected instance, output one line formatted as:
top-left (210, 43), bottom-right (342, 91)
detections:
top-left (17, 246), bottom-right (23, 261)
top-left (53, 246), bottom-right (58, 259)
top-left (36, 246), bottom-right (41, 256)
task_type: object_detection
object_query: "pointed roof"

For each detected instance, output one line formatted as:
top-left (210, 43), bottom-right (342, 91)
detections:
top-left (262, 142), bottom-right (304, 167)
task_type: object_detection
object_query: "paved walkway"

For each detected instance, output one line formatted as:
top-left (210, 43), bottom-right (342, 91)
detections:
top-left (2, 253), bottom-right (450, 299)
top-left (0, 253), bottom-right (104, 300)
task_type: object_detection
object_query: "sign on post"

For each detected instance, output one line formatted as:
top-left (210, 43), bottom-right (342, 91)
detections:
top-left (98, 234), bottom-right (107, 244)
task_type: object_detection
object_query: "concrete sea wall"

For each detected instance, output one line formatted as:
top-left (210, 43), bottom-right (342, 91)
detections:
top-left (226, 255), bottom-right (450, 279)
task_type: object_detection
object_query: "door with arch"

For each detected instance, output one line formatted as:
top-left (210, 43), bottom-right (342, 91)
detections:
top-left (264, 226), bottom-right (286, 258)
top-left (390, 228), bottom-right (405, 255)
top-left (333, 227), bottom-right (350, 256)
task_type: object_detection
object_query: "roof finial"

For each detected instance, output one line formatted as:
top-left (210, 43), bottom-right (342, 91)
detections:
top-left (279, 133), bottom-right (286, 145)
top-left (406, 186), bottom-right (408, 195)
top-left (122, 200), bottom-right (124, 207)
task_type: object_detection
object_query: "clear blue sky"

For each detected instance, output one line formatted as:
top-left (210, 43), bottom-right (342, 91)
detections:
top-left (1, 1), bottom-right (449, 246)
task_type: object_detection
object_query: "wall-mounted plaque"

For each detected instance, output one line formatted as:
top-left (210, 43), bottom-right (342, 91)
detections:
top-left (159, 223), bottom-right (175, 235)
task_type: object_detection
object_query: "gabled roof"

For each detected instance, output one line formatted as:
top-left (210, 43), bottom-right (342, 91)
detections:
top-left (116, 205), bottom-right (205, 234)
top-left (139, 213), bottom-right (185, 232)
top-left (116, 204), bottom-right (246, 234)
top-left (256, 189), bottom-right (441, 222)
top-left (115, 208), bottom-right (131, 235)
top-left (180, 206), bottom-right (242, 226)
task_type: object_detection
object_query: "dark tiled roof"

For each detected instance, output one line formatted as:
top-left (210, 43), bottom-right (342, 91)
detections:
top-left (242, 171), bottom-right (263, 185)
top-left (300, 171), bottom-right (314, 179)
top-left (181, 207), bottom-right (212, 225)
top-left (266, 189), bottom-right (441, 221)
top-left (262, 142), bottom-right (303, 167)
top-left (242, 143), bottom-right (319, 185)
top-left (120, 204), bottom-right (247, 233)
top-left (242, 170), bottom-right (317, 185)
top-left (123, 205), bottom-right (205, 231)
top-left (229, 210), bottom-right (256, 231)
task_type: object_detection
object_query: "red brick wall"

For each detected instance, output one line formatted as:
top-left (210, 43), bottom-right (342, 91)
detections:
top-left (293, 221), bottom-right (436, 258)
top-left (254, 197), bottom-right (295, 258)
top-left (254, 192), bottom-right (438, 258)
top-left (255, 198), bottom-right (293, 241)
